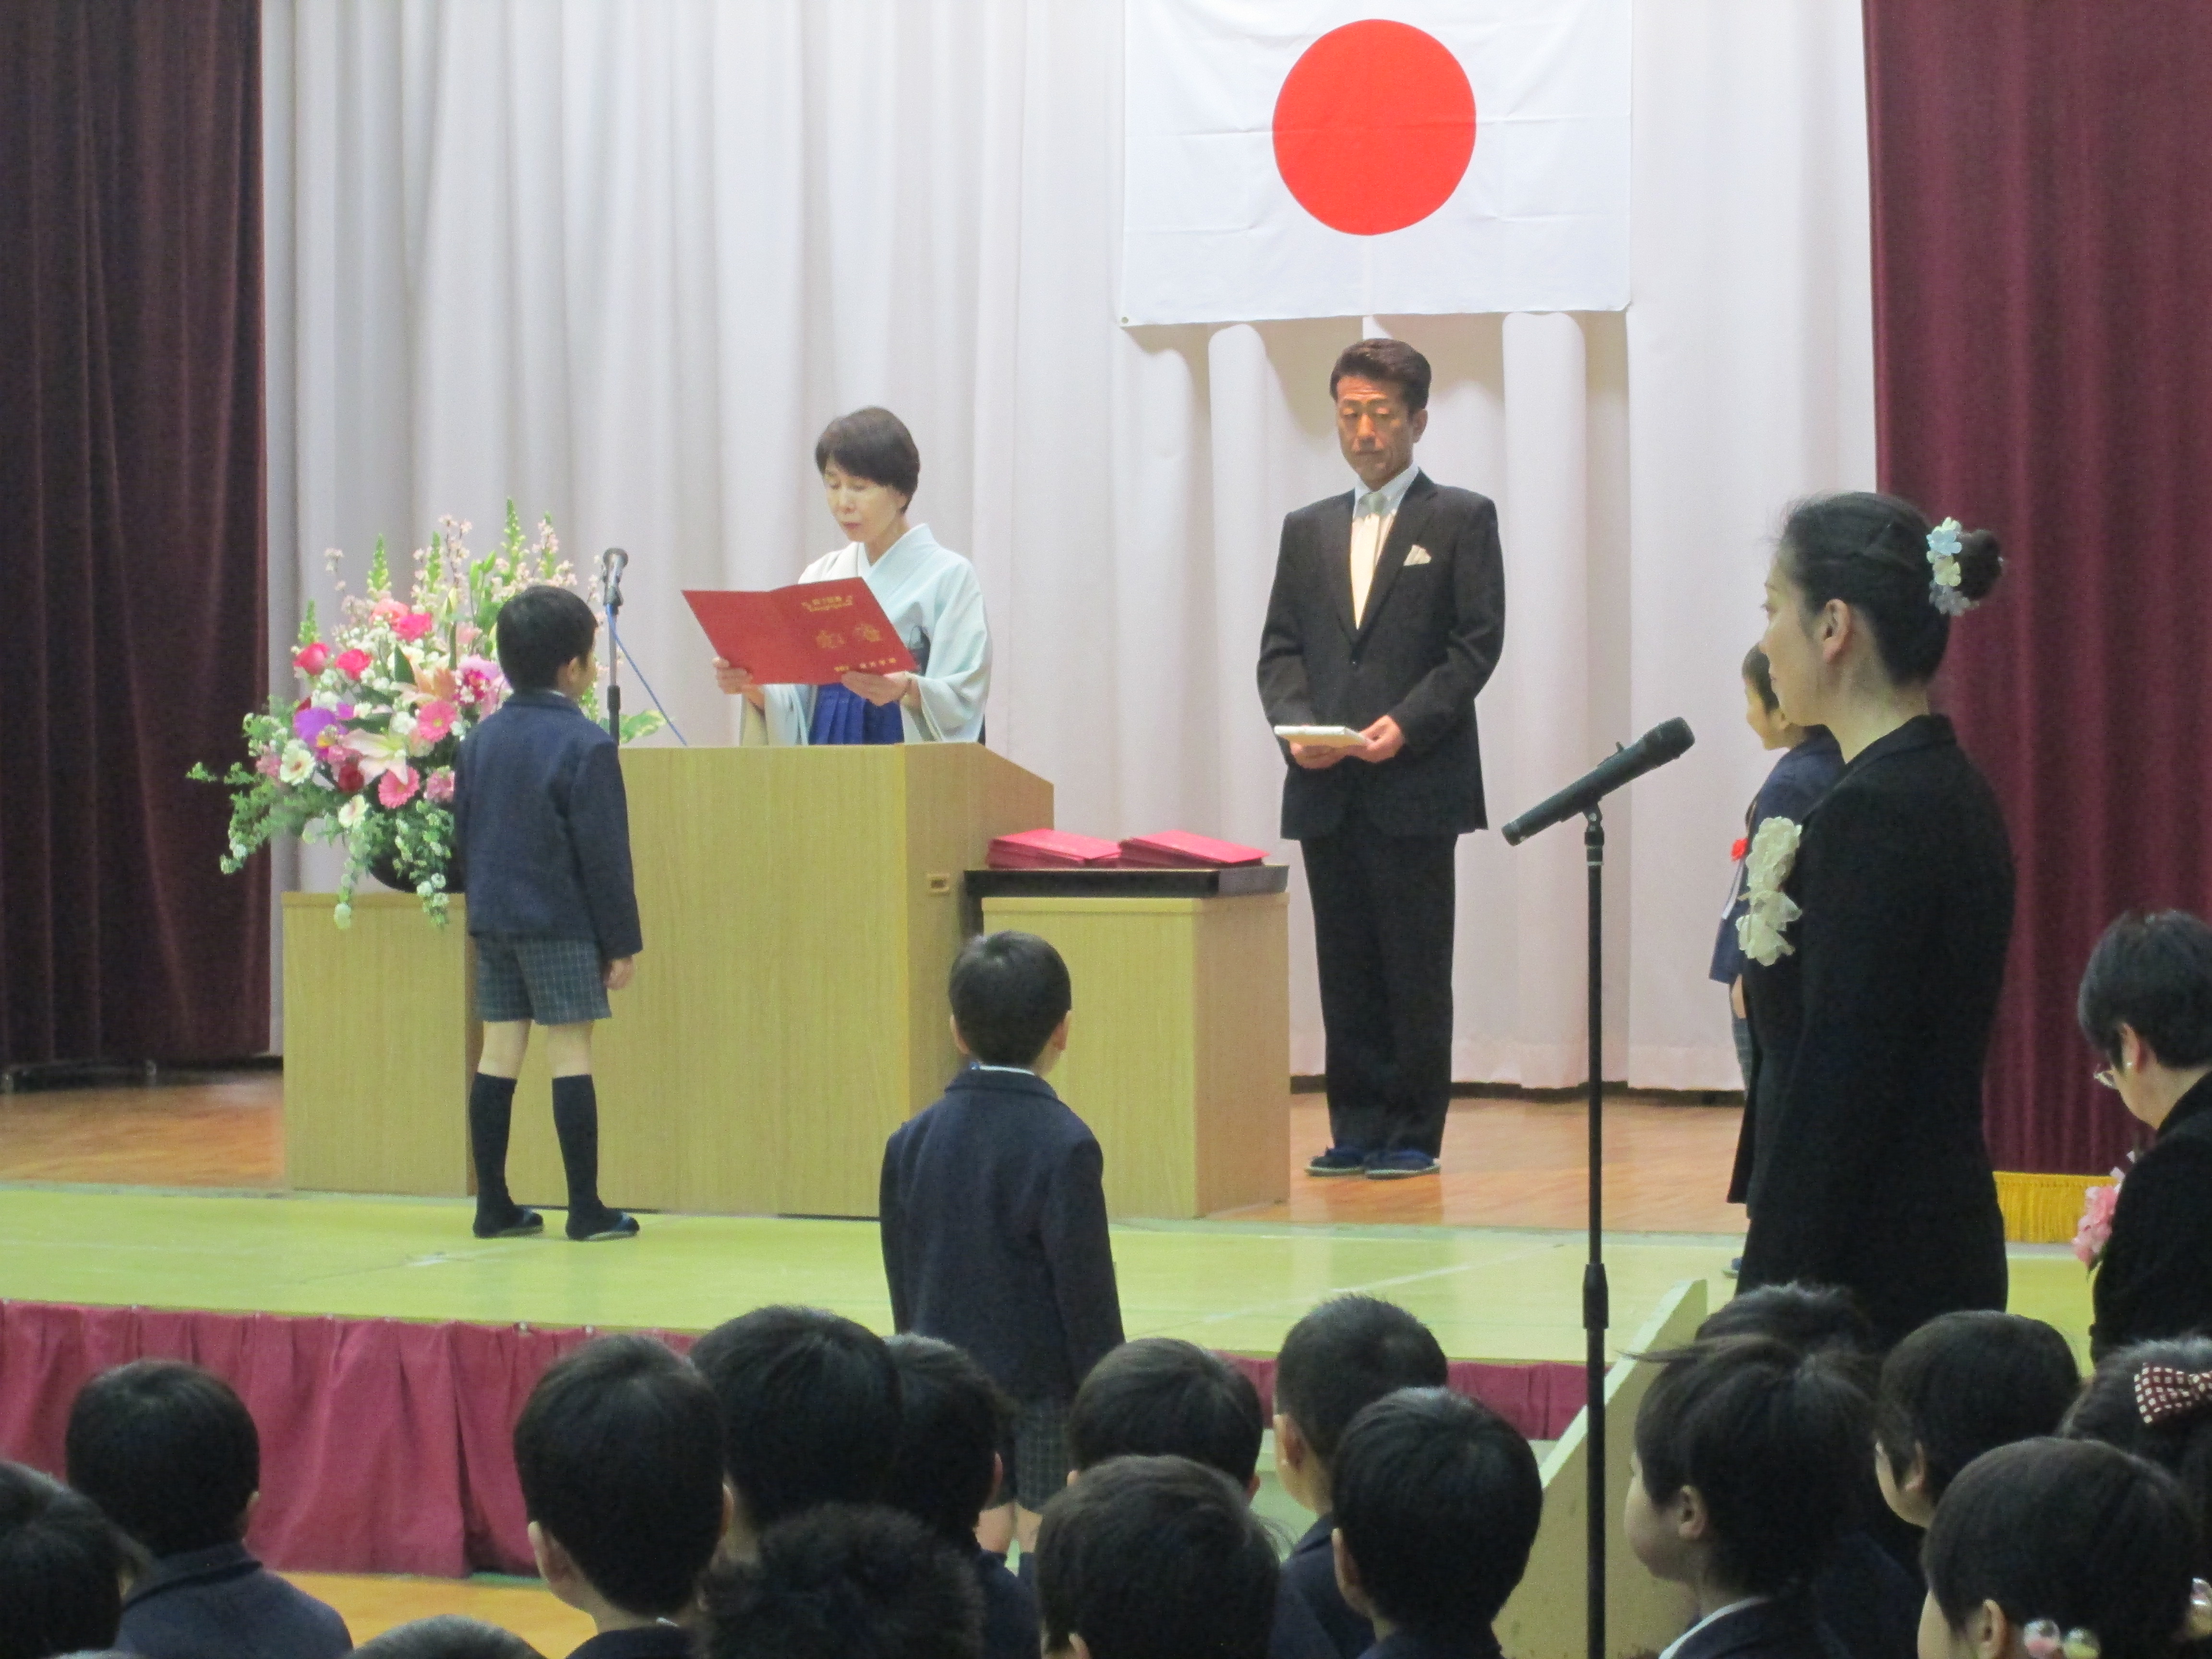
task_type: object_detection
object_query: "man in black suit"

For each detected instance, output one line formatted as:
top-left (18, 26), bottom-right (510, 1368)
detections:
top-left (1257, 339), bottom-right (1506, 1178)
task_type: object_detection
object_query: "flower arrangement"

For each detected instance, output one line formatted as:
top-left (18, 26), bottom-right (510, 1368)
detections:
top-left (2072, 1166), bottom-right (2128, 1268)
top-left (192, 503), bottom-right (661, 927)
top-left (1735, 816), bottom-right (1803, 967)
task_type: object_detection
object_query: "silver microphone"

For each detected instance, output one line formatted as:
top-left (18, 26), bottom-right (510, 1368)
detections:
top-left (599, 547), bottom-right (629, 612)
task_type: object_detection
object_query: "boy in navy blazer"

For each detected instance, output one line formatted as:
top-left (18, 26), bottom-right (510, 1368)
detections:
top-left (454, 585), bottom-right (642, 1242)
top-left (880, 930), bottom-right (1124, 1555)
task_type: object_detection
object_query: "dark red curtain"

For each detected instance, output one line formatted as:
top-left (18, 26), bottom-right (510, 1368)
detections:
top-left (0, 0), bottom-right (268, 1066)
top-left (1863, 3), bottom-right (2212, 1173)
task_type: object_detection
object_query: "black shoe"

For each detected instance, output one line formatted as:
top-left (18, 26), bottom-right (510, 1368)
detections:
top-left (1365, 1150), bottom-right (1441, 1179)
top-left (473, 1206), bottom-right (544, 1239)
top-left (1725, 1256), bottom-right (1742, 1279)
top-left (1306, 1145), bottom-right (1371, 1177)
top-left (567, 1209), bottom-right (640, 1242)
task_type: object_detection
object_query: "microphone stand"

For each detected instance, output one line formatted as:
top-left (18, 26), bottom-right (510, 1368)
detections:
top-left (1581, 805), bottom-right (1608, 1659)
top-left (602, 567), bottom-right (624, 743)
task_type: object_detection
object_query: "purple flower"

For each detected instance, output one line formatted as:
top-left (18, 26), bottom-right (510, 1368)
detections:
top-left (295, 706), bottom-right (338, 746)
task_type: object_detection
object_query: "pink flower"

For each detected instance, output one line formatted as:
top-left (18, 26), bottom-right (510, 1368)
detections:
top-left (413, 699), bottom-right (458, 745)
top-left (256, 752), bottom-right (283, 779)
top-left (335, 760), bottom-right (366, 795)
top-left (335, 649), bottom-right (373, 680)
top-left (2072, 1171), bottom-right (2127, 1266)
top-left (394, 612), bottom-right (435, 642)
top-left (377, 765), bottom-right (419, 808)
top-left (372, 598), bottom-right (406, 621)
top-left (423, 768), bottom-right (456, 805)
top-left (457, 655), bottom-right (505, 709)
top-left (293, 642), bottom-right (330, 674)
top-left (457, 622), bottom-right (480, 648)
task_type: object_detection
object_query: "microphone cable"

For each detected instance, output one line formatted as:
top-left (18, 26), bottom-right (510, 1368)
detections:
top-left (607, 618), bottom-right (690, 747)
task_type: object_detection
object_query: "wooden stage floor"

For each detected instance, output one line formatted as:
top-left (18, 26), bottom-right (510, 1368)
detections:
top-left (0, 1069), bottom-right (1751, 1234)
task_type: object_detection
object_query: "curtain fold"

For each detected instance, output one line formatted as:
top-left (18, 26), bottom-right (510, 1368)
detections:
top-left (1863, 1), bottom-right (2212, 1172)
top-left (0, 0), bottom-right (269, 1067)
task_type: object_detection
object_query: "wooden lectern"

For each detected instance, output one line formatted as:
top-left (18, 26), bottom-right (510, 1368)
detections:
top-left (283, 744), bottom-right (1050, 1217)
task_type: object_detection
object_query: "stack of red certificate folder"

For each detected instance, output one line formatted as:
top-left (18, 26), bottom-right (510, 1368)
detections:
top-left (1116, 830), bottom-right (1267, 868)
top-left (987, 829), bottom-right (1124, 870)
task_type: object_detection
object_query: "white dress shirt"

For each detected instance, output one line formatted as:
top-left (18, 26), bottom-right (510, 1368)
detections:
top-left (1656, 1598), bottom-right (1772, 1659)
top-left (1348, 464), bottom-right (1421, 628)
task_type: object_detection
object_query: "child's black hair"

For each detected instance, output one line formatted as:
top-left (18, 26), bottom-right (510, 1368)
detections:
top-left (494, 585), bottom-right (598, 693)
top-left (2077, 911), bottom-right (2212, 1069)
top-left (0, 1461), bottom-right (129, 1659)
top-left (1274, 1294), bottom-right (1449, 1464)
top-left (1925, 1439), bottom-right (2199, 1659)
top-left (1333, 1387), bottom-right (1541, 1637)
top-left (1875, 1311), bottom-right (2081, 1501)
top-left (690, 1305), bottom-right (902, 1529)
top-left (701, 1504), bottom-right (980, 1659)
top-left (1776, 492), bottom-right (2002, 686)
top-left (1068, 1337), bottom-right (1263, 1485)
top-left (1742, 645), bottom-right (1780, 715)
top-left (2064, 1336), bottom-right (2212, 1564)
top-left (1634, 1335), bottom-right (1869, 1596)
top-left (881, 1335), bottom-right (1009, 1544)
top-left (352, 1616), bottom-right (547, 1659)
top-left (64, 1358), bottom-right (260, 1557)
top-left (949, 931), bottom-right (1071, 1068)
top-left (511, 1334), bottom-right (726, 1619)
top-left (1697, 1282), bottom-right (1877, 1380)
top-left (1036, 1455), bottom-right (1276, 1659)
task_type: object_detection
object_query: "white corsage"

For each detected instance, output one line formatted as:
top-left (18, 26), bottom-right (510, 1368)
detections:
top-left (1926, 517), bottom-right (1973, 617)
top-left (1736, 816), bottom-right (1803, 967)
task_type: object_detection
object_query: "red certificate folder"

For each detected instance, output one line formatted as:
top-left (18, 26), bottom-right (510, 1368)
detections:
top-left (1117, 830), bottom-right (1268, 868)
top-left (682, 580), bottom-right (916, 685)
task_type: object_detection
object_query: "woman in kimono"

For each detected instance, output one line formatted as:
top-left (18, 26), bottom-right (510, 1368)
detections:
top-left (714, 407), bottom-right (990, 745)
top-left (1734, 491), bottom-right (2012, 1346)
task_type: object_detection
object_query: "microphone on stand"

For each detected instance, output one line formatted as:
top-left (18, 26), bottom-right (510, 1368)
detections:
top-left (598, 548), bottom-right (629, 741)
top-left (1501, 717), bottom-right (1696, 845)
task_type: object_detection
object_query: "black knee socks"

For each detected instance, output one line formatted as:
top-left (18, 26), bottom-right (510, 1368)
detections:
top-left (552, 1074), bottom-right (604, 1224)
top-left (468, 1072), bottom-right (520, 1221)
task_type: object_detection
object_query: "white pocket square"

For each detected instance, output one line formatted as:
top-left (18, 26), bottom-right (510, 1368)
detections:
top-left (1404, 546), bottom-right (1432, 566)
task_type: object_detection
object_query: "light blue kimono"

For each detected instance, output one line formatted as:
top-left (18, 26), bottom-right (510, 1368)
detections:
top-left (748, 524), bottom-right (992, 745)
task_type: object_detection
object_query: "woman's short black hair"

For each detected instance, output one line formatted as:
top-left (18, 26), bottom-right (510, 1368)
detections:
top-left (949, 931), bottom-right (1072, 1068)
top-left (65, 1359), bottom-right (260, 1557)
top-left (2063, 1335), bottom-right (2212, 1557)
top-left (512, 1334), bottom-right (726, 1618)
top-left (1925, 1439), bottom-right (2199, 1659)
top-left (690, 1305), bottom-right (902, 1529)
top-left (1875, 1311), bottom-right (2081, 1501)
top-left (1634, 1335), bottom-right (1870, 1596)
top-left (494, 585), bottom-right (598, 692)
top-left (882, 1335), bottom-right (1010, 1544)
top-left (1333, 1388), bottom-right (1542, 1636)
top-left (702, 1504), bottom-right (980, 1659)
top-left (0, 1461), bottom-right (128, 1659)
top-left (1776, 492), bottom-right (2003, 686)
top-left (815, 408), bottom-right (921, 505)
top-left (1036, 1455), bottom-right (1277, 1659)
top-left (352, 1616), bottom-right (546, 1659)
top-left (1069, 1338), bottom-right (1264, 1486)
top-left (2077, 911), bottom-right (2212, 1069)
top-left (1274, 1295), bottom-right (1449, 1464)
top-left (1329, 338), bottom-right (1432, 413)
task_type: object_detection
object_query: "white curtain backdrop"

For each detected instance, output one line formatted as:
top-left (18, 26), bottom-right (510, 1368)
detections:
top-left (263, 0), bottom-right (1875, 1088)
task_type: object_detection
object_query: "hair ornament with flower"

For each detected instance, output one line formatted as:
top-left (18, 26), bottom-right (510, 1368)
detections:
top-left (2021, 1621), bottom-right (2099, 1659)
top-left (1925, 517), bottom-right (1977, 617)
top-left (1735, 816), bottom-right (1803, 967)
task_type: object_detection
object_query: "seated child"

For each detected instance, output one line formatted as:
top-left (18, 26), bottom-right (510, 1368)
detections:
top-left (1037, 1455), bottom-right (1277, 1659)
top-left (1068, 1337), bottom-right (1263, 1491)
top-left (1626, 1336), bottom-right (1867, 1659)
top-left (2061, 1334), bottom-right (2212, 1542)
top-left (64, 1359), bottom-right (351, 1659)
top-left (690, 1304), bottom-right (902, 1553)
top-left (1874, 1310), bottom-right (2081, 1527)
top-left (1921, 1439), bottom-right (2204, 1659)
top-left (882, 1335), bottom-right (1037, 1659)
top-left (1330, 1388), bottom-right (1543, 1659)
top-left (512, 1334), bottom-right (727, 1659)
top-left (701, 1504), bottom-right (980, 1659)
top-left (353, 1617), bottom-right (546, 1659)
top-left (1272, 1296), bottom-right (1451, 1659)
top-left (0, 1461), bottom-right (129, 1659)
top-left (880, 930), bottom-right (1125, 1552)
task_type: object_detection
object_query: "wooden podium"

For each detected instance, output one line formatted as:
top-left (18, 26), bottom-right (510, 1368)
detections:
top-left (283, 744), bottom-right (1050, 1217)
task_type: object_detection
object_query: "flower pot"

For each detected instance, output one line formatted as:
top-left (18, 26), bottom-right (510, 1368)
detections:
top-left (367, 848), bottom-right (465, 896)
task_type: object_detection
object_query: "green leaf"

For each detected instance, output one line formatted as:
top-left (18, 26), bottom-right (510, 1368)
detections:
top-left (298, 601), bottom-right (321, 648)
top-left (369, 534), bottom-right (390, 595)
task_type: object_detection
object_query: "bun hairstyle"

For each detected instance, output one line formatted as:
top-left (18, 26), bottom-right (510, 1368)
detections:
top-left (2064, 1337), bottom-right (2212, 1566)
top-left (1777, 492), bottom-right (2004, 685)
top-left (1925, 1439), bottom-right (2200, 1659)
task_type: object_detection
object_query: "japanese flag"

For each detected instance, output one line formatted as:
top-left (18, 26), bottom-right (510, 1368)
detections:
top-left (1120, 0), bottom-right (1631, 325)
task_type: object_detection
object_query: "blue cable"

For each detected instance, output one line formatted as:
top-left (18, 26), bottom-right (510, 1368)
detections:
top-left (609, 619), bottom-right (690, 746)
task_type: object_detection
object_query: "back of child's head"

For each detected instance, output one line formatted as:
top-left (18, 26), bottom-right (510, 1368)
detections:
top-left (690, 1304), bottom-right (902, 1529)
top-left (1036, 1455), bottom-right (1277, 1659)
top-left (701, 1503), bottom-right (980, 1659)
top-left (2064, 1336), bottom-right (2212, 1551)
top-left (64, 1358), bottom-right (258, 1557)
top-left (1742, 644), bottom-right (1779, 713)
top-left (0, 1461), bottom-right (128, 1659)
top-left (494, 585), bottom-right (598, 692)
top-left (1698, 1282), bottom-right (1879, 1396)
top-left (351, 1616), bottom-right (546, 1659)
top-left (512, 1334), bottom-right (725, 1619)
top-left (1274, 1295), bottom-right (1450, 1466)
top-left (949, 931), bottom-right (1071, 1067)
top-left (1634, 1335), bottom-right (1868, 1595)
top-left (1333, 1387), bottom-right (1542, 1636)
top-left (1875, 1311), bottom-right (2080, 1503)
top-left (882, 1334), bottom-right (1008, 1545)
top-left (1925, 1439), bottom-right (2201, 1659)
top-left (1068, 1338), bottom-right (1264, 1486)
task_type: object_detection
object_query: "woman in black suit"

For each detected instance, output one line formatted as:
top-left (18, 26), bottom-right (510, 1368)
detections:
top-left (1735, 492), bottom-right (2012, 1346)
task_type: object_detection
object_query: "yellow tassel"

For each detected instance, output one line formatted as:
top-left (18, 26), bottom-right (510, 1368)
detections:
top-left (1994, 1172), bottom-right (2105, 1246)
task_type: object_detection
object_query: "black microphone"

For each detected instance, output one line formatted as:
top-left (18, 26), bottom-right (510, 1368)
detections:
top-left (1502, 717), bottom-right (1696, 845)
top-left (598, 547), bottom-right (629, 612)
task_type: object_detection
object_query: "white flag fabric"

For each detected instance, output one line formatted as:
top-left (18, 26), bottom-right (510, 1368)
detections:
top-left (1121, 0), bottom-right (1631, 325)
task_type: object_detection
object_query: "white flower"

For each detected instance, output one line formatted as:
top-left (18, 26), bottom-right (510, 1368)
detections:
top-left (1736, 816), bottom-right (1804, 967)
top-left (337, 796), bottom-right (368, 830)
top-left (333, 901), bottom-right (353, 929)
top-left (389, 709), bottom-right (417, 738)
top-left (1926, 517), bottom-right (1964, 589)
top-left (351, 729), bottom-right (411, 779)
top-left (278, 744), bottom-right (316, 785)
top-left (1744, 816), bottom-right (1802, 890)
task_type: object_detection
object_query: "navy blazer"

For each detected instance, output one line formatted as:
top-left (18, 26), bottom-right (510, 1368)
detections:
top-left (971, 1543), bottom-right (1038, 1659)
top-left (1710, 731), bottom-right (1844, 984)
top-left (1667, 1595), bottom-right (1852, 1659)
top-left (1286, 1513), bottom-right (1373, 1659)
top-left (1257, 473), bottom-right (1507, 840)
top-left (880, 1067), bottom-right (1125, 1401)
top-left (118, 1541), bottom-right (351, 1659)
top-left (454, 689), bottom-right (643, 956)
top-left (2092, 1074), bottom-right (2212, 1358)
top-left (1356, 1623), bottom-right (1504, 1659)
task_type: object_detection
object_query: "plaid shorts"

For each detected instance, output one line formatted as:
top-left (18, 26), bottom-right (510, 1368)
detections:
top-left (476, 935), bottom-right (611, 1026)
top-left (999, 1397), bottom-right (1072, 1510)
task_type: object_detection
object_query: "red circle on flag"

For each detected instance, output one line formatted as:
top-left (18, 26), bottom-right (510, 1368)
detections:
top-left (1272, 20), bottom-right (1476, 237)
